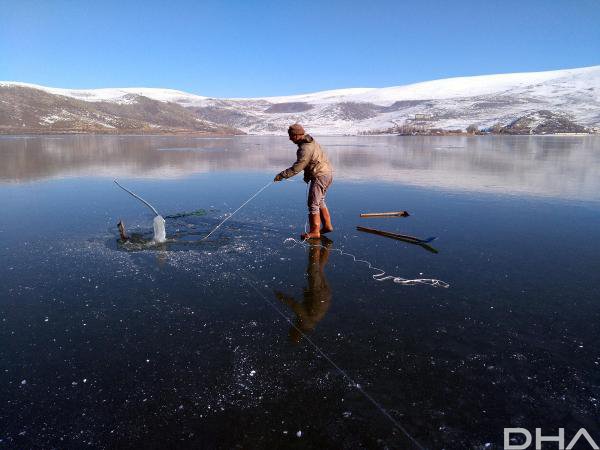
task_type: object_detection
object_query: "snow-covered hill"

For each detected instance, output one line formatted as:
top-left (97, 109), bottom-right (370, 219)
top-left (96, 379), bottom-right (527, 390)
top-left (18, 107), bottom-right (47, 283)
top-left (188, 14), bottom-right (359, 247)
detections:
top-left (2, 65), bottom-right (600, 134)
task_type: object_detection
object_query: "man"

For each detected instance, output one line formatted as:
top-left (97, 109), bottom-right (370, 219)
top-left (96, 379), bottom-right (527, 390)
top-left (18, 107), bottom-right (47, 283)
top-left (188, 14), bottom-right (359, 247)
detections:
top-left (274, 124), bottom-right (333, 240)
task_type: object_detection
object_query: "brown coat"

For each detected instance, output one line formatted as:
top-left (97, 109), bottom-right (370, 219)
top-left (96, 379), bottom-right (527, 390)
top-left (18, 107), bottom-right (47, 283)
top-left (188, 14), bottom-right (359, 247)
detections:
top-left (279, 134), bottom-right (332, 181)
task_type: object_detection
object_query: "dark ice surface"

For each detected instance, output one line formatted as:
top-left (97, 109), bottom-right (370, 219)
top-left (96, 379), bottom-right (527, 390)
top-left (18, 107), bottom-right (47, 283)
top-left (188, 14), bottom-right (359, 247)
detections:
top-left (1, 135), bottom-right (600, 449)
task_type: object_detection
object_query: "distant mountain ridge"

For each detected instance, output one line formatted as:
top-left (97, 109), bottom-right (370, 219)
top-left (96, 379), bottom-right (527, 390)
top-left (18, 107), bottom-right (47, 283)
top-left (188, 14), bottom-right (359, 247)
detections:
top-left (2, 66), bottom-right (599, 135)
top-left (0, 85), bottom-right (239, 135)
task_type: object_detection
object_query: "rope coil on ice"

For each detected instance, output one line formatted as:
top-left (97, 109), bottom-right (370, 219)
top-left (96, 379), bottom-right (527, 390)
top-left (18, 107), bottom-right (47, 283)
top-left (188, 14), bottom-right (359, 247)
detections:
top-left (284, 237), bottom-right (449, 288)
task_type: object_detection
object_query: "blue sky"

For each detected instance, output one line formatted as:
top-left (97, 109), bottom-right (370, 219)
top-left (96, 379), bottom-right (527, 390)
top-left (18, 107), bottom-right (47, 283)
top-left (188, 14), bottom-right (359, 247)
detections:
top-left (1, 0), bottom-right (599, 97)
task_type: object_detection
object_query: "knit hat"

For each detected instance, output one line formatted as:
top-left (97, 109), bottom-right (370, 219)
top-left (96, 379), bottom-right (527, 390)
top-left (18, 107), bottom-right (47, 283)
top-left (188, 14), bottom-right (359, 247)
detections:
top-left (288, 123), bottom-right (305, 136)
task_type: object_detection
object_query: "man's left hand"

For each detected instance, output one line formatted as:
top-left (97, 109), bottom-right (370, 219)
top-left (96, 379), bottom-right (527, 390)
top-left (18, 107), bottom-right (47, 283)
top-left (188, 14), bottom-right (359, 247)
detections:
top-left (274, 174), bottom-right (284, 182)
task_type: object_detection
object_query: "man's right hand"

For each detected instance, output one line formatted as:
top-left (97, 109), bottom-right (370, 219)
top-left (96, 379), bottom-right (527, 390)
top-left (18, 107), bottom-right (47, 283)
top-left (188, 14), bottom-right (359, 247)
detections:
top-left (274, 174), bottom-right (284, 182)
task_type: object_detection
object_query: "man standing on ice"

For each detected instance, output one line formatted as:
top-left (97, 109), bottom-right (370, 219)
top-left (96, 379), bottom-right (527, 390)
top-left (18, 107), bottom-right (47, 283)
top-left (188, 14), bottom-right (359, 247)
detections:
top-left (274, 123), bottom-right (334, 240)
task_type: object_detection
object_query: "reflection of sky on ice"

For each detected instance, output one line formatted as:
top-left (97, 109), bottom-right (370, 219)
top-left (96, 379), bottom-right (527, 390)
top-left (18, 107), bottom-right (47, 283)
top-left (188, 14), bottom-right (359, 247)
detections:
top-left (1, 136), bottom-right (600, 448)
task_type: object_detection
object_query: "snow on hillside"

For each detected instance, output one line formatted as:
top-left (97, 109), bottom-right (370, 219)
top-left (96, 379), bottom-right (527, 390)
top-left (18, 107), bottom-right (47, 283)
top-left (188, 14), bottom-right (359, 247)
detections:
top-left (0, 82), bottom-right (209, 105)
top-left (347, 66), bottom-right (600, 104)
top-left (250, 66), bottom-right (599, 105)
top-left (2, 65), bottom-right (600, 134)
top-left (3, 66), bottom-right (598, 107)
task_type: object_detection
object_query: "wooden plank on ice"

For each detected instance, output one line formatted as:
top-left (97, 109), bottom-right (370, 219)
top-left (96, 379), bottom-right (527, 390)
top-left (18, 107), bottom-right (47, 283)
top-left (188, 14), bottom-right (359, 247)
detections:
top-left (359, 211), bottom-right (410, 218)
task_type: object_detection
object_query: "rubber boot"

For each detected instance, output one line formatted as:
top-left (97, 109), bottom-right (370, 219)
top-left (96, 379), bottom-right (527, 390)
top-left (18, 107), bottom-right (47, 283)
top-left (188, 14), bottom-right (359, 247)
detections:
top-left (320, 207), bottom-right (333, 233)
top-left (301, 213), bottom-right (321, 240)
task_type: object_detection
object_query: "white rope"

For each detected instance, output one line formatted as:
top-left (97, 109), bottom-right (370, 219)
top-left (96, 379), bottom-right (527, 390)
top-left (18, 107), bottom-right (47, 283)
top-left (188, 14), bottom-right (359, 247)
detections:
top-left (298, 181), bottom-right (448, 288)
top-left (284, 237), bottom-right (449, 288)
top-left (202, 181), bottom-right (273, 241)
top-left (114, 180), bottom-right (160, 217)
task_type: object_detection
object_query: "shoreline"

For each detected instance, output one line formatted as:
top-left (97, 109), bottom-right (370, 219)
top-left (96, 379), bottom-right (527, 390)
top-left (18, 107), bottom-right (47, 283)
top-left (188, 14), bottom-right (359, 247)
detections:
top-left (1, 130), bottom-right (597, 137)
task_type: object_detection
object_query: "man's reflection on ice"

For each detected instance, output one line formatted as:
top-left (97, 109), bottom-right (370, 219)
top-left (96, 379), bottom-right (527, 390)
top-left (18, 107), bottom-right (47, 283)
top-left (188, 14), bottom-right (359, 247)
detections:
top-left (275, 237), bottom-right (332, 344)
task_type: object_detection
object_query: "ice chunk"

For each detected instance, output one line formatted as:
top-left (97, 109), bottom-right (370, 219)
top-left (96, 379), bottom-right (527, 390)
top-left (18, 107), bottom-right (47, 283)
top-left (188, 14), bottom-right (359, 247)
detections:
top-left (153, 215), bottom-right (166, 243)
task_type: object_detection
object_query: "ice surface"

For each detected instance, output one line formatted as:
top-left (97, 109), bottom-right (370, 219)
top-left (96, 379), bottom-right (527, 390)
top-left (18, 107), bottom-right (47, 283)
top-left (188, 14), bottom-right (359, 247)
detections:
top-left (3, 151), bottom-right (600, 447)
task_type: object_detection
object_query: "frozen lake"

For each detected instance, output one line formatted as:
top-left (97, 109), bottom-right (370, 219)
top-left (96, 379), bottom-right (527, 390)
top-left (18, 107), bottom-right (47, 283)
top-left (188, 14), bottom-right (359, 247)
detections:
top-left (1, 134), bottom-right (600, 448)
